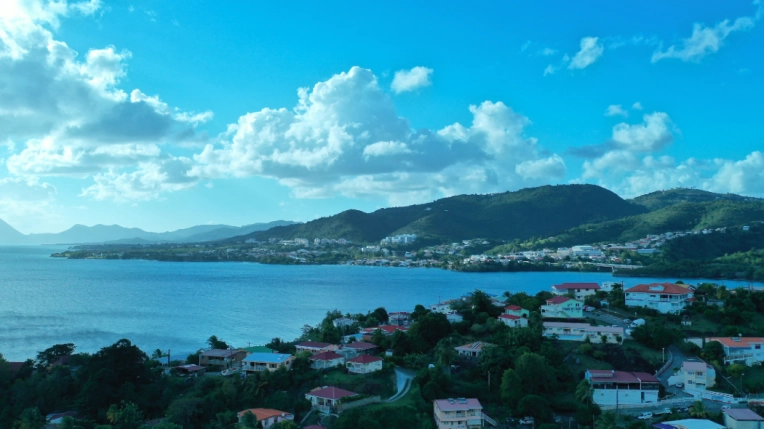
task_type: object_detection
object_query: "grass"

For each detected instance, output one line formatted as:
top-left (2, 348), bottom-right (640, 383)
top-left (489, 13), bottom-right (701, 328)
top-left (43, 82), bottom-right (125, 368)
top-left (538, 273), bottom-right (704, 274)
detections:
top-left (318, 368), bottom-right (397, 398)
top-left (622, 340), bottom-right (664, 367)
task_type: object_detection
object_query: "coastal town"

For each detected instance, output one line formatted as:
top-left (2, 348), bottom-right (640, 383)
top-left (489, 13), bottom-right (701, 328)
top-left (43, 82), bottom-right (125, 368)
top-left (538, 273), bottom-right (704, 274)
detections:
top-left (8, 278), bottom-right (764, 429)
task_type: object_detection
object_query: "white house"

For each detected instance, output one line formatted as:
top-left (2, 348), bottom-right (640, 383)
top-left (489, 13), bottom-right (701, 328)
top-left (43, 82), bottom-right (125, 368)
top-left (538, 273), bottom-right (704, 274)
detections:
top-left (455, 342), bottom-right (493, 360)
top-left (724, 408), bottom-right (764, 429)
top-left (541, 296), bottom-right (584, 319)
top-left (305, 386), bottom-right (358, 414)
top-left (678, 358), bottom-right (716, 391)
top-left (499, 305), bottom-right (529, 328)
top-left (433, 398), bottom-right (487, 429)
top-left (237, 409), bottom-right (294, 429)
top-left (551, 282), bottom-right (601, 301)
top-left (346, 355), bottom-right (383, 374)
top-left (707, 337), bottom-right (764, 365)
top-left (543, 322), bottom-right (624, 344)
top-left (430, 300), bottom-right (456, 314)
top-left (585, 369), bottom-right (660, 406)
top-left (624, 283), bottom-right (693, 314)
top-left (309, 352), bottom-right (345, 370)
top-left (295, 342), bottom-right (336, 355)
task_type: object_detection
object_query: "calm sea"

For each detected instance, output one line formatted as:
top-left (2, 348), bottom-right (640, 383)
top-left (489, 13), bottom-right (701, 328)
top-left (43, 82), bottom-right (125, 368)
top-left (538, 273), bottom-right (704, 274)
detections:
top-left (0, 245), bottom-right (760, 361)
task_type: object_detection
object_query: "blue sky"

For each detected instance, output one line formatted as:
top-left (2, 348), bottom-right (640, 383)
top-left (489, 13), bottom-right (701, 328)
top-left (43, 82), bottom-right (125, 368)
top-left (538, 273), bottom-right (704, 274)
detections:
top-left (1, 0), bottom-right (763, 233)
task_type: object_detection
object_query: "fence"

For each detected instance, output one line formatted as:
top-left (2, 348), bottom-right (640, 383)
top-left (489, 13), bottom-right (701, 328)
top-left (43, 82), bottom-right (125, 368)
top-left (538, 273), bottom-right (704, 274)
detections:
top-left (599, 398), bottom-right (693, 411)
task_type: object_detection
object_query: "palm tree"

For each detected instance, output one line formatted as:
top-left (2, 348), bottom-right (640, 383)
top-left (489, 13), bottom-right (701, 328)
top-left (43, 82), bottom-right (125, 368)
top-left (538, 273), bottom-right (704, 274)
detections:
top-left (435, 336), bottom-right (458, 375)
top-left (689, 401), bottom-right (707, 418)
top-left (575, 379), bottom-right (591, 404)
top-left (595, 411), bottom-right (621, 429)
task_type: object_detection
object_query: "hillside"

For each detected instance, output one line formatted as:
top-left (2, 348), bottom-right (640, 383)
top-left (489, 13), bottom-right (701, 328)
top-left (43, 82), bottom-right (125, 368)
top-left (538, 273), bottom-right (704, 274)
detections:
top-left (0, 219), bottom-right (27, 245)
top-left (237, 184), bottom-right (647, 243)
top-left (630, 188), bottom-right (758, 211)
top-left (513, 200), bottom-right (764, 250)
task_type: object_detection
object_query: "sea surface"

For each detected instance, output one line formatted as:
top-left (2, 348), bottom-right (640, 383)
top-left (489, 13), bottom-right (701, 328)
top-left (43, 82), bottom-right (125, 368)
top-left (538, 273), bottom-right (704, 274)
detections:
top-left (1, 245), bottom-right (761, 362)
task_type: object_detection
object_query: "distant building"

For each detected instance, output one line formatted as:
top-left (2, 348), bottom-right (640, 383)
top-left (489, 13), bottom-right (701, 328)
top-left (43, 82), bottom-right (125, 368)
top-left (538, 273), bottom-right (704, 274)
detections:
top-left (305, 386), bottom-right (358, 414)
top-left (551, 282), bottom-right (601, 301)
top-left (295, 342), bottom-right (336, 355)
top-left (237, 409), bottom-right (294, 429)
top-left (543, 322), bottom-right (624, 344)
top-left (433, 398), bottom-right (487, 429)
top-left (707, 337), bottom-right (764, 365)
top-left (455, 342), bottom-right (493, 360)
top-left (679, 358), bottom-right (716, 391)
top-left (625, 283), bottom-right (693, 314)
top-left (346, 355), bottom-right (383, 374)
top-left (499, 305), bottom-right (529, 328)
top-left (199, 349), bottom-right (247, 370)
top-left (586, 369), bottom-right (660, 405)
top-left (541, 296), bottom-right (584, 319)
top-left (309, 352), bottom-right (345, 370)
top-left (242, 353), bottom-right (294, 373)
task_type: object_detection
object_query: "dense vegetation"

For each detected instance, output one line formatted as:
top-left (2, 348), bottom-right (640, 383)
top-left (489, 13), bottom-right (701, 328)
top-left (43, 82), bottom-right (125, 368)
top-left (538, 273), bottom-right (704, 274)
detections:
top-left (630, 188), bottom-right (759, 211)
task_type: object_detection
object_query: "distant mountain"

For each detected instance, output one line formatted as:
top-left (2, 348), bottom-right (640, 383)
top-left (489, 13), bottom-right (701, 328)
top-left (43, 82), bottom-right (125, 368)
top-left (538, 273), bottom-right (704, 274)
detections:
top-left (630, 188), bottom-right (759, 211)
top-left (232, 184), bottom-right (648, 244)
top-left (0, 220), bottom-right (298, 245)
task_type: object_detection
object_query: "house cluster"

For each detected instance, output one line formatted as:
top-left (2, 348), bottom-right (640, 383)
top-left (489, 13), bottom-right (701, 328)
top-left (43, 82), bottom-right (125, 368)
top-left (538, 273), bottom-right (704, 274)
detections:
top-left (379, 234), bottom-right (417, 245)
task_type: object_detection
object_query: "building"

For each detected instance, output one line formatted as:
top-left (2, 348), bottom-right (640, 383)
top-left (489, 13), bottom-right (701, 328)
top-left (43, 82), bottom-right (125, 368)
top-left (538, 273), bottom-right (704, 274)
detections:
top-left (503, 305), bottom-right (529, 318)
top-left (707, 337), bottom-right (764, 365)
top-left (242, 353), bottom-right (294, 373)
top-left (333, 317), bottom-right (357, 328)
top-left (446, 312), bottom-right (464, 323)
top-left (499, 314), bottom-right (528, 328)
top-left (551, 282), bottom-right (601, 301)
top-left (654, 420), bottom-right (725, 429)
top-left (541, 296), bottom-right (584, 319)
top-left (295, 342), bottom-right (336, 355)
top-left (237, 409), bottom-right (294, 429)
top-left (342, 341), bottom-right (378, 356)
top-left (679, 358), bottom-right (716, 391)
top-left (199, 349), bottom-right (248, 370)
top-left (585, 370), bottom-right (660, 405)
top-left (624, 283), bottom-right (693, 314)
top-left (571, 245), bottom-right (604, 257)
top-left (433, 398), bottom-right (486, 429)
top-left (346, 355), bottom-right (383, 374)
top-left (543, 322), bottom-right (624, 344)
top-left (305, 386), bottom-right (358, 414)
top-left (430, 300), bottom-right (456, 314)
top-left (309, 352), bottom-right (345, 370)
top-left (455, 342), bottom-right (493, 360)
top-left (724, 408), bottom-right (764, 429)
top-left (361, 325), bottom-right (408, 341)
top-left (239, 346), bottom-right (274, 355)
top-left (389, 312), bottom-right (411, 326)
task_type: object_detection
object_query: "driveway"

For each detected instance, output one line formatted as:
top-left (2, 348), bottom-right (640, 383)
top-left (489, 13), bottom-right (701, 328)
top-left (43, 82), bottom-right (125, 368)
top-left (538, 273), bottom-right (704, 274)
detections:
top-left (386, 367), bottom-right (416, 402)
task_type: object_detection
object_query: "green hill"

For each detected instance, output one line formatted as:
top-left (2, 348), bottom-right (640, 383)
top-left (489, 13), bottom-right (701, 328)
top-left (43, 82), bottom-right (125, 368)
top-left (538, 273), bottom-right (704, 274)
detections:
top-left (630, 188), bottom-right (757, 211)
top-left (233, 184), bottom-right (647, 244)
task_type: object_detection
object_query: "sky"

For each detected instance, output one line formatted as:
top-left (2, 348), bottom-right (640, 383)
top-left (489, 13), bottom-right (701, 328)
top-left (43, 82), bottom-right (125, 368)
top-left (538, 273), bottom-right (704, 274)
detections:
top-left (1, 0), bottom-right (763, 234)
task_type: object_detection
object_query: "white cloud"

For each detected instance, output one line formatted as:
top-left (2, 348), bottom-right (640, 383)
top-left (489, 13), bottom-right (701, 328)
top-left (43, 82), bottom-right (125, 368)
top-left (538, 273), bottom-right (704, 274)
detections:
top-left (652, 14), bottom-right (756, 63)
top-left (543, 64), bottom-right (556, 76)
top-left (193, 67), bottom-right (566, 204)
top-left (390, 66), bottom-right (433, 94)
top-left (568, 36), bottom-right (604, 70)
top-left (611, 112), bottom-right (674, 153)
top-left (632, 102), bottom-right (643, 110)
top-left (0, 176), bottom-right (57, 230)
top-left (605, 104), bottom-right (628, 117)
top-left (537, 47), bottom-right (557, 56)
top-left (707, 151), bottom-right (764, 195)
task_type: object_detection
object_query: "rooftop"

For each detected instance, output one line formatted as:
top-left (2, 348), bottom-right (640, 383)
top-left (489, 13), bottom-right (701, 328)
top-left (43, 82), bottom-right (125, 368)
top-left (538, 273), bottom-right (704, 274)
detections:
top-left (347, 355), bottom-right (382, 364)
top-left (307, 386), bottom-right (358, 400)
top-left (309, 351), bottom-right (344, 361)
top-left (504, 305), bottom-right (523, 311)
top-left (626, 283), bottom-right (692, 295)
top-left (708, 337), bottom-right (764, 348)
top-left (455, 342), bottom-right (493, 351)
top-left (587, 369), bottom-right (659, 383)
top-left (724, 408), bottom-right (764, 421)
top-left (202, 349), bottom-right (240, 358)
top-left (544, 322), bottom-right (624, 333)
top-left (653, 419), bottom-right (725, 429)
top-left (243, 353), bottom-right (293, 364)
top-left (296, 341), bottom-right (333, 349)
top-left (344, 341), bottom-right (377, 350)
top-left (237, 408), bottom-right (292, 421)
top-left (682, 359), bottom-right (709, 372)
top-left (553, 282), bottom-right (601, 290)
top-left (546, 296), bottom-right (576, 305)
top-left (434, 398), bottom-right (482, 411)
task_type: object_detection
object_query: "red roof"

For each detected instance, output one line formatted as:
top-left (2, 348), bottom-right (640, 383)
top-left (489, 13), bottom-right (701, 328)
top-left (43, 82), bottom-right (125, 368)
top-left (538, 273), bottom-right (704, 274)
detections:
top-left (625, 283), bottom-right (692, 295)
top-left (296, 341), bottom-right (333, 349)
top-left (709, 337), bottom-right (764, 348)
top-left (309, 351), bottom-right (343, 361)
top-left (362, 326), bottom-right (408, 334)
top-left (237, 408), bottom-right (292, 421)
top-left (345, 341), bottom-right (377, 350)
top-left (348, 355), bottom-right (383, 364)
top-left (499, 314), bottom-right (521, 320)
top-left (307, 386), bottom-right (358, 400)
top-left (546, 296), bottom-right (574, 304)
top-left (504, 305), bottom-right (523, 310)
top-left (554, 282), bottom-right (600, 290)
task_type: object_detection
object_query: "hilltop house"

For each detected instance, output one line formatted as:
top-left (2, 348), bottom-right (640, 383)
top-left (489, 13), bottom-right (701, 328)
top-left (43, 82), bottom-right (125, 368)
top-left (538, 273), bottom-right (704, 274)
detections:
top-left (707, 337), bottom-right (764, 365)
top-left (678, 358), bottom-right (716, 391)
top-left (499, 305), bottom-right (529, 328)
top-left (295, 342), bottom-right (336, 355)
top-left (309, 352), bottom-right (345, 370)
top-left (551, 282), bottom-right (601, 301)
top-left (624, 283), bottom-right (693, 314)
top-left (305, 386), bottom-right (358, 414)
top-left (433, 398), bottom-right (489, 429)
top-left (237, 409), bottom-right (294, 429)
top-left (541, 296), bottom-right (583, 319)
top-left (585, 370), bottom-right (660, 406)
top-left (346, 355), bottom-right (383, 374)
top-left (199, 349), bottom-right (248, 371)
top-left (543, 322), bottom-right (624, 344)
top-left (242, 353), bottom-right (294, 374)
top-left (455, 342), bottom-right (493, 360)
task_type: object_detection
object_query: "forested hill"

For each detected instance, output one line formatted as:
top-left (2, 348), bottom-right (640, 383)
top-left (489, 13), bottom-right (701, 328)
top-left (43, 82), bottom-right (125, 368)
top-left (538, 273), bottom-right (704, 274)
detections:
top-left (234, 184), bottom-right (647, 243)
top-left (630, 188), bottom-right (759, 211)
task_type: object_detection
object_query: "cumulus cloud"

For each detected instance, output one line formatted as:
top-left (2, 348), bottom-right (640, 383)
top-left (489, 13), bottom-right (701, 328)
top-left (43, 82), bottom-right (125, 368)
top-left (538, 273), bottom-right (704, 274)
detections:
top-left (652, 9), bottom-right (757, 63)
top-left (632, 102), bottom-right (643, 110)
top-left (611, 112), bottom-right (674, 152)
top-left (707, 151), bottom-right (764, 195)
top-left (0, 176), bottom-right (57, 229)
top-left (193, 66), bottom-right (566, 204)
top-left (390, 66), bottom-right (433, 94)
top-left (568, 36), bottom-right (604, 70)
top-left (605, 105), bottom-right (628, 117)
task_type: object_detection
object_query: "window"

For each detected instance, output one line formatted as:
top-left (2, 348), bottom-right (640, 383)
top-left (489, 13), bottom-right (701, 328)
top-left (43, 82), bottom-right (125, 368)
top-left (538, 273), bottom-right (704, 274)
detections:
top-left (756, 345), bottom-right (761, 350)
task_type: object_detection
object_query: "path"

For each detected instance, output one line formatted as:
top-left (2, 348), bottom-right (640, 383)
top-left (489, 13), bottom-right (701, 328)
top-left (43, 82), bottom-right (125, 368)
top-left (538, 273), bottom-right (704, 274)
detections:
top-left (385, 367), bottom-right (416, 402)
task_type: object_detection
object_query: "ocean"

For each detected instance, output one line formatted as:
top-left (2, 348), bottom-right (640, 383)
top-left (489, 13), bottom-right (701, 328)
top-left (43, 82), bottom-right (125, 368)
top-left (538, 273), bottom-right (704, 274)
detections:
top-left (0, 245), bottom-right (760, 361)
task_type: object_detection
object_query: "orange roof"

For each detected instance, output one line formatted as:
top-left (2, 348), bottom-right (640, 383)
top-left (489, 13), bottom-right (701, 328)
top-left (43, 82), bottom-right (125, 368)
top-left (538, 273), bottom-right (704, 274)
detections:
top-left (625, 282), bottom-right (691, 295)
top-left (237, 408), bottom-right (292, 421)
top-left (708, 337), bottom-right (764, 348)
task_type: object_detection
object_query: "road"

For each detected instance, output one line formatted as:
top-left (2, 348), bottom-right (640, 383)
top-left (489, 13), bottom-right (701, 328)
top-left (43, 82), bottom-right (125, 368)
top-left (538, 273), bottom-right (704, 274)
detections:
top-left (385, 367), bottom-right (416, 402)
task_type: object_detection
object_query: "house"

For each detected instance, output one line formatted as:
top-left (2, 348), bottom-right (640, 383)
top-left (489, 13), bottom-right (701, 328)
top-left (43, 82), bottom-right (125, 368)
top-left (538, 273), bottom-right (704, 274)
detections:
top-left (655, 420), bottom-right (725, 429)
top-left (585, 369), bottom-right (660, 405)
top-left (174, 364), bottom-right (206, 376)
top-left (361, 325), bottom-right (408, 341)
top-left (333, 317), bottom-right (357, 328)
top-left (346, 355), bottom-right (383, 374)
top-left (455, 342), bottom-right (493, 360)
top-left (551, 282), bottom-right (601, 300)
top-left (679, 358), bottom-right (716, 391)
top-left (543, 322), bottom-right (624, 344)
top-left (342, 333), bottom-right (364, 344)
top-left (707, 337), bottom-right (764, 365)
top-left (305, 386), bottom-right (358, 414)
top-left (295, 342), bottom-right (336, 355)
top-left (239, 346), bottom-right (274, 355)
top-left (724, 408), bottom-right (764, 429)
top-left (389, 312), bottom-right (411, 326)
top-left (309, 352), bottom-right (345, 370)
top-left (499, 314), bottom-right (528, 328)
top-left (624, 283), bottom-right (693, 314)
top-left (541, 296), bottom-right (584, 319)
top-left (343, 341), bottom-right (377, 355)
top-left (433, 398), bottom-right (486, 429)
top-left (237, 409), bottom-right (294, 429)
top-left (430, 300), bottom-right (456, 314)
top-left (446, 312), bottom-right (464, 323)
top-left (199, 349), bottom-right (248, 370)
top-left (503, 305), bottom-right (529, 318)
top-left (241, 353), bottom-right (294, 373)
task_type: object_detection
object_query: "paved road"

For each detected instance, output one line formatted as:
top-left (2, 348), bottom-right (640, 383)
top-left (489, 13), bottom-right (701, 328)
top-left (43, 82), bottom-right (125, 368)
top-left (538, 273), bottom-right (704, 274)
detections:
top-left (386, 367), bottom-right (416, 402)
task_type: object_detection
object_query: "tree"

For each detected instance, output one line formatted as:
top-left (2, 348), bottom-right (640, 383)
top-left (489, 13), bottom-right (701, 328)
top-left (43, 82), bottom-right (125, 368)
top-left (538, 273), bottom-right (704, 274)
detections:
top-left (239, 411), bottom-right (258, 429)
top-left (517, 395), bottom-right (552, 422)
top-left (514, 353), bottom-right (555, 395)
top-left (407, 312), bottom-right (452, 352)
top-left (689, 401), bottom-right (707, 418)
top-left (369, 307), bottom-right (389, 324)
top-left (106, 402), bottom-right (144, 429)
top-left (478, 345), bottom-right (513, 384)
top-left (35, 343), bottom-right (75, 369)
top-left (595, 412), bottom-right (622, 429)
top-left (151, 349), bottom-right (164, 359)
top-left (207, 335), bottom-right (229, 350)
top-left (702, 341), bottom-right (725, 366)
top-left (435, 336), bottom-right (459, 375)
top-left (271, 421), bottom-right (298, 429)
top-left (500, 369), bottom-right (523, 409)
top-left (576, 379), bottom-right (591, 404)
top-left (13, 408), bottom-right (46, 429)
